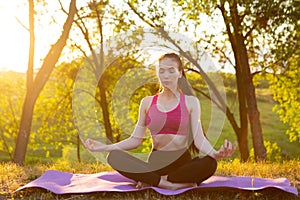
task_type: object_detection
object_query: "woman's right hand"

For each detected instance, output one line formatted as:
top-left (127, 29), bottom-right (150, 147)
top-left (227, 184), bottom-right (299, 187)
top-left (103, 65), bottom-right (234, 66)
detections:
top-left (81, 138), bottom-right (107, 152)
top-left (212, 139), bottom-right (237, 159)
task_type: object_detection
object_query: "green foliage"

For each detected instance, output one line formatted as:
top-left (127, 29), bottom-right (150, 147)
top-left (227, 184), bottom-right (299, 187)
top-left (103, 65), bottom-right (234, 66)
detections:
top-left (1, 0), bottom-right (299, 164)
top-left (0, 72), bottom-right (25, 159)
top-left (128, 0), bottom-right (299, 161)
top-left (250, 140), bottom-right (282, 162)
top-left (252, 74), bottom-right (270, 89)
top-left (2, 57), bottom-right (299, 163)
top-left (269, 55), bottom-right (300, 143)
top-left (267, 6), bottom-right (300, 143)
top-left (95, 56), bottom-right (157, 144)
top-left (28, 61), bottom-right (80, 158)
top-left (141, 136), bottom-right (152, 153)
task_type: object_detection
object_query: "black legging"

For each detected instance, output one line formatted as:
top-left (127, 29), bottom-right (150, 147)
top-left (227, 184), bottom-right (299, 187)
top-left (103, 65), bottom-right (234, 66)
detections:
top-left (107, 149), bottom-right (217, 186)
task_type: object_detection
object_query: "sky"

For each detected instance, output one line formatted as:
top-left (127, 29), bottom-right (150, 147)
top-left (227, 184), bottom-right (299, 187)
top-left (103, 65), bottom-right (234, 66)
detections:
top-left (0, 0), bottom-right (70, 73)
top-left (0, 0), bottom-right (234, 73)
top-left (0, 1), bottom-right (29, 72)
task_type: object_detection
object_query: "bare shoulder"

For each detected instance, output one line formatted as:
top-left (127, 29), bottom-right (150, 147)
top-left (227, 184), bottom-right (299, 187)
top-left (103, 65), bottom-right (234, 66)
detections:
top-left (141, 96), bottom-right (154, 104)
top-left (184, 95), bottom-right (199, 105)
top-left (140, 95), bottom-right (155, 111)
top-left (184, 95), bottom-right (200, 112)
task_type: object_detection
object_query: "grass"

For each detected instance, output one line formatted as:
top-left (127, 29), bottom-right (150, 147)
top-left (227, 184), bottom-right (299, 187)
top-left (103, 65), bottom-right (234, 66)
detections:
top-left (1, 159), bottom-right (299, 200)
top-left (1, 89), bottom-right (299, 199)
top-left (198, 89), bottom-right (300, 160)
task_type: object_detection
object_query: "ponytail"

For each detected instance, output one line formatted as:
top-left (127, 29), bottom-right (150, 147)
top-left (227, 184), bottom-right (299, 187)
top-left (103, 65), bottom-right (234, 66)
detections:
top-left (178, 72), bottom-right (200, 155)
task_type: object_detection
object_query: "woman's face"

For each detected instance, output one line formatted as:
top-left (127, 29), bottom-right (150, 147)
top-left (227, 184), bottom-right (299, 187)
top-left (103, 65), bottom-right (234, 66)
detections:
top-left (157, 57), bottom-right (182, 90)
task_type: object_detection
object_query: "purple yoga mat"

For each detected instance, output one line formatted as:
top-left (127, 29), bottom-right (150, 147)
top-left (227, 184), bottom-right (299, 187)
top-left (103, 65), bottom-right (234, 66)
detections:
top-left (15, 170), bottom-right (298, 196)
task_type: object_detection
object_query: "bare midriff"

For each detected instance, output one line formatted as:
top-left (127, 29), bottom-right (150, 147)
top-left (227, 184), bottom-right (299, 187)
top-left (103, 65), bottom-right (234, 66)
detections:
top-left (151, 134), bottom-right (188, 151)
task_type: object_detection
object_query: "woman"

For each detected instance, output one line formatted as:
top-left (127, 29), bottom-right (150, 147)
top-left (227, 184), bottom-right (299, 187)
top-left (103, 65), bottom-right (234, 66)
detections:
top-left (82, 53), bottom-right (237, 190)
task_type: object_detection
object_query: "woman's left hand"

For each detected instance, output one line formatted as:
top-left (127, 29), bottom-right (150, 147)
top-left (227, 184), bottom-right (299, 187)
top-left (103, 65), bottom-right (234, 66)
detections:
top-left (213, 139), bottom-right (237, 159)
top-left (81, 138), bottom-right (107, 152)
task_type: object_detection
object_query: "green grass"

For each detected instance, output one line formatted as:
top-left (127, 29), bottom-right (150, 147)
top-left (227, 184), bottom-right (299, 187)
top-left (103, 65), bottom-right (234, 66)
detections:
top-left (2, 88), bottom-right (297, 162)
top-left (1, 160), bottom-right (299, 199)
top-left (1, 89), bottom-right (299, 199)
top-left (198, 88), bottom-right (300, 160)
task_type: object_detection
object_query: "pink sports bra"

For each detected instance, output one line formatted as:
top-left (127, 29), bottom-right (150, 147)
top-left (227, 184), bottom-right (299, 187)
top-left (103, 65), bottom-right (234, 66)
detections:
top-left (145, 93), bottom-right (189, 136)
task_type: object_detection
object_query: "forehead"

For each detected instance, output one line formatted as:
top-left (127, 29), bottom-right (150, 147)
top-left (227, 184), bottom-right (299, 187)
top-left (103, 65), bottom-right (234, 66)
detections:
top-left (158, 58), bottom-right (179, 69)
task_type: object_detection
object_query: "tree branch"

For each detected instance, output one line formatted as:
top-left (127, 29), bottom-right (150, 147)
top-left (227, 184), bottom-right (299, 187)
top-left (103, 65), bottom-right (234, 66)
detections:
top-left (244, 24), bottom-right (257, 39)
top-left (15, 17), bottom-right (29, 31)
top-left (33, 0), bottom-right (77, 97)
top-left (125, 0), bottom-right (155, 28)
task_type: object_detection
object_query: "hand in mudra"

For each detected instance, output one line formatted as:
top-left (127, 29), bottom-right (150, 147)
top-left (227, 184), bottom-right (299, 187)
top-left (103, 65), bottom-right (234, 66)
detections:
top-left (81, 138), bottom-right (106, 152)
top-left (213, 139), bottom-right (237, 159)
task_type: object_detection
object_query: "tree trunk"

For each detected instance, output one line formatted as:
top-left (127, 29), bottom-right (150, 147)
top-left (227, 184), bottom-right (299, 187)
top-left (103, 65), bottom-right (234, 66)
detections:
top-left (236, 127), bottom-right (249, 161)
top-left (99, 85), bottom-right (113, 143)
top-left (235, 67), bottom-right (250, 161)
top-left (94, 0), bottom-right (113, 143)
top-left (226, 1), bottom-right (266, 161)
top-left (13, 0), bottom-right (35, 165)
top-left (13, 94), bottom-right (36, 165)
top-left (160, 31), bottom-right (249, 160)
top-left (218, 3), bottom-right (250, 161)
top-left (248, 83), bottom-right (266, 161)
top-left (237, 33), bottom-right (266, 161)
top-left (13, 0), bottom-right (76, 165)
top-left (77, 134), bottom-right (81, 163)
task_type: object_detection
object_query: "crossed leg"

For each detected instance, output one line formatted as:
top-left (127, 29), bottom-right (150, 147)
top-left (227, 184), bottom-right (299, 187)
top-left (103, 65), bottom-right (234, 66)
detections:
top-left (107, 150), bottom-right (217, 190)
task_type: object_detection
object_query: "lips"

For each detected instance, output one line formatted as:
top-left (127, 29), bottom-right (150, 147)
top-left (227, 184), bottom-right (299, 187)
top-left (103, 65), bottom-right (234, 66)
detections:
top-left (161, 81), bottom-right (170, 85)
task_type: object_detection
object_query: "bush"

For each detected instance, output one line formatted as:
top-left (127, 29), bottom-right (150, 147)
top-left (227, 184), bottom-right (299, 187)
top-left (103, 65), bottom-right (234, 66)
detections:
top-left (250, 140), bottom-right (282, 162)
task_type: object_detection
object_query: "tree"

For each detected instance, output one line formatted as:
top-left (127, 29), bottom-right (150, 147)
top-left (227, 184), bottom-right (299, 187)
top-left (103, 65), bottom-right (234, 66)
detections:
top-left (267, 1), bottom-right (300, 144)
top-left (30, 60), bottom-right (82, 161)
top-left (65, 0), bottom-right (147, 148)
top-left (270, 55), bottom-right (300, 143)
top-left (0, 72), bottom-right (25, 160)
top-left (124, 0), bottom-right (298, 161)
top-left (214, 0), bottom-right (299, 161)
top-left (269, 11), bottom-right (300, 143)
top-left (61, 0), bottom-right (115, 143)
top-left (216, 0), bottom-right (267, 161)
top-left (124, 0), bottom-right (250, 161)
top-left (13, 0), bottom-right (76, 165)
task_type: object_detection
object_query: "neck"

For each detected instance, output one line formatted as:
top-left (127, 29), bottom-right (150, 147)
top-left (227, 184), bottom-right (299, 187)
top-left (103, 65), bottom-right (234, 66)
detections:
top-left (160, 88), bottom-right (180, 99)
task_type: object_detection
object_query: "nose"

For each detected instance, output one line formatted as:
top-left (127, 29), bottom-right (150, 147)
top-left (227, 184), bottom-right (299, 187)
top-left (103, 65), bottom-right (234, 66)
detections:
top-left (162, 72), bottom-right (169, 79)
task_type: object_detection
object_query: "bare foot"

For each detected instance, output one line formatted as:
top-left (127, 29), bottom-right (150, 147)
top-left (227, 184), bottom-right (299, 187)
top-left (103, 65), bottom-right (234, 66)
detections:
top-left (135, 181), bottom-right (150, 189)
top-left (158, 175), bottom-right (197, 190)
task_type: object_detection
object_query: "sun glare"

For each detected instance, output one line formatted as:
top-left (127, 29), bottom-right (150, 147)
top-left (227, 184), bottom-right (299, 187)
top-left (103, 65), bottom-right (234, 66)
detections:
top-left (0, 1), bottom-right (29, 72)
top-left (0, 1), bottom-right (82, 73)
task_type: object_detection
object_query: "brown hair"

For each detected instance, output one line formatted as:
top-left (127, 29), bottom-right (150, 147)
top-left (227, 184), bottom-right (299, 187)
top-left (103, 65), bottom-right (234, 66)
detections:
top-left (158, 53), bottom-right (194, 96)
top-left (158, 53), bottom-right (199, 155)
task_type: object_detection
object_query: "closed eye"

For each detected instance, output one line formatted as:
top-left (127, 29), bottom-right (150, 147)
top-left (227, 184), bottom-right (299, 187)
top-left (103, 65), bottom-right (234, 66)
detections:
top-left (169, 68), bottom-right (176, 73)
top-left (159, 69), bottom-right (165, 73)
top-left (158, 66), bottom-right (177, 74)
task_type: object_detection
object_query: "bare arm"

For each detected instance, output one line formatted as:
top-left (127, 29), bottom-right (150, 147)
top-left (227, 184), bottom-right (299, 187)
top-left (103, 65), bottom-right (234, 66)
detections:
top-left (189, 96), bottom-right (237, 159)
top-left (82, 97), bottom-right (149, 152)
